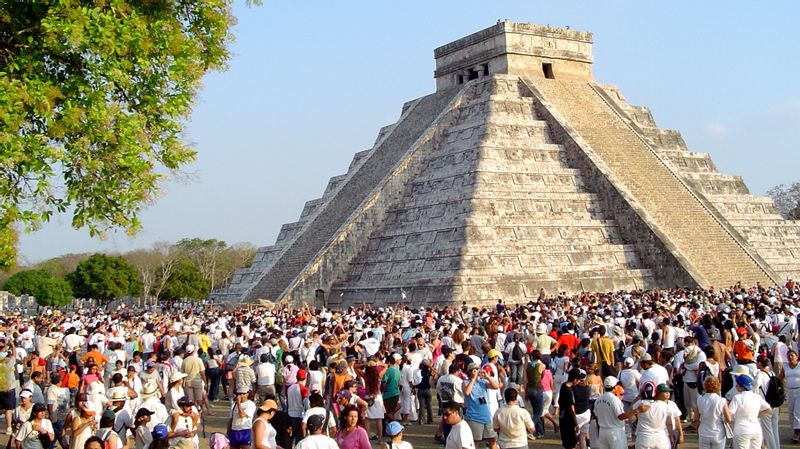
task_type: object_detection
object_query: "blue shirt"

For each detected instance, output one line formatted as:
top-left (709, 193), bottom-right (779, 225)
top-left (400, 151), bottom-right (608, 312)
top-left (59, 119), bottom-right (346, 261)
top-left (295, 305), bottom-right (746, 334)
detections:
top-left (464, 378), bottom-right (492, 424)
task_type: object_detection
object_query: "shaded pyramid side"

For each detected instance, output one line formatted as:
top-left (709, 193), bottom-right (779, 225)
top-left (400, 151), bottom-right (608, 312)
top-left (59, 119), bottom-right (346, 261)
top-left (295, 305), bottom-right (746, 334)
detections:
top-left (527, 78), bottom-right (777, 288)
top-left (598, 85), bottom-right (800, 280)
top-left (327, 75), bottom-right (657, 307)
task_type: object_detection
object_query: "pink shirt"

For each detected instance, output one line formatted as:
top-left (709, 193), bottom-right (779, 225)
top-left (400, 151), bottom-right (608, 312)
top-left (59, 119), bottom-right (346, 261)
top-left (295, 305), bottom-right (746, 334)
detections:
top-left (335, 426), bottom-right (371, 449)
top-left (541, 368), bottom-right (553, 392)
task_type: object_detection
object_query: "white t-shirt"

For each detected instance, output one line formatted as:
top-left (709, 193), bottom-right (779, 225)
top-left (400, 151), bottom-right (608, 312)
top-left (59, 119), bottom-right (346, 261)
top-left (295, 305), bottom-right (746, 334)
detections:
top-left (256, 363), bottom-right (275, 386)
top-left (728, 390), bottom-right (770, 435)
top-left (287, 384), bottom-right (304, 418)
top-left (696, 393), bottom-right (726, 440)
top-left (618, 368), bottom-right (641, 402)
top-left (15, 419), bottom-right (54, 449)
top-left (633, 399), bottom-right (672, 438)
top-left (46, 385), bottom-right (71, 422)
top-left (594, 392), bottom-right (624, 429)
top-left (295, 434), bottom-right (339, 449)
top-left (639, 364), bottom-right (669, 391)
top-left (229, 400), bottom-right (256, 430)
top-left (446, 420), bottom-right (476, 449)
top-left (301, 407), bottom-right (336, 434)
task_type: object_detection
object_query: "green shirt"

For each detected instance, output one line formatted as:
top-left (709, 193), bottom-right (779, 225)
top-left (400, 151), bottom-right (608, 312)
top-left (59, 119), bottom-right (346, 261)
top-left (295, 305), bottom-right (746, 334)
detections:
top-left (382, 366), bottom-right (401, 399)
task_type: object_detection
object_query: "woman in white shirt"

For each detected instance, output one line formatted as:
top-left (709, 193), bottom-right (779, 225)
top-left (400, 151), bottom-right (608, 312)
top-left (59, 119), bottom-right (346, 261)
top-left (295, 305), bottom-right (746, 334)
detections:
top-left (754, 356), bottom-right (779, 449)
top-left (692, 376), bottom-right (731, 449)
top-left (632, 386), bottom-right (675, 449)
top-left (15, 404), bottom-right (54, 449)
top-left (781, 349), bottom-right (800, 442)
top-left (252, 399), bottom-right (278, 449)
top-left (728, 375), bottom-right (771, 449)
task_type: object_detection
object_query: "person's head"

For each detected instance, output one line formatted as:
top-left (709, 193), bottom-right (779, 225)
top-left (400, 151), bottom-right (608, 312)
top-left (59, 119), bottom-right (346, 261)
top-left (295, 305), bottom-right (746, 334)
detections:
top-left (386, 421), bottom-right (405, 440)
top-left (790, 350), bottom-right (799, 365)
top-left (177, 396), bottom-right (194, 412)
top-left (84, 436), bottom-right (104, 449)
top-left (31, 371), bottom-right (42, 384)
top-left (656, 383), bottom-right (672, 400)
top-left (735, 374), bottom-right (753, 392)
top-left (442, 402), bottom-right (462, 425)
top-left (31, 403), bottom-right (47, 420)
top-left (503, 387), bottom-right (518, 404)
top-left (135, 408), bottom-right (154, 426)
top-left (340, 405), bottom-right (359, 428)
top-left (257, 399), bottom-right (278, 418)
top-left (308, 393), bottom-right (324, 408)
top-left (306, 414), bottom-right (325, 435)
top-left (702, 376), bottom-right (721, 395)
top-left (100, 409), bottom-right (115, 428)
top-left (19, 389), bottom-right (32, 405)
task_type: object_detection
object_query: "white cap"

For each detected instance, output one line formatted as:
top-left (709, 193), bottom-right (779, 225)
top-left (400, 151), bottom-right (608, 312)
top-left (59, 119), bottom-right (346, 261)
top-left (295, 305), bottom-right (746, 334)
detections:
top-left (603, 376), bottom-right (619, 388)
top-left (185, 344), bottom-right (195, 354)
top-left (285, 355), bottom-right (294, 363)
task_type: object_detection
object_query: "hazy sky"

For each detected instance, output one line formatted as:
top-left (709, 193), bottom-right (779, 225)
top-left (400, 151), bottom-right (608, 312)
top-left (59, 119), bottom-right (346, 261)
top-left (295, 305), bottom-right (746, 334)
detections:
top-left (18, 1), bottom-right (800, 264)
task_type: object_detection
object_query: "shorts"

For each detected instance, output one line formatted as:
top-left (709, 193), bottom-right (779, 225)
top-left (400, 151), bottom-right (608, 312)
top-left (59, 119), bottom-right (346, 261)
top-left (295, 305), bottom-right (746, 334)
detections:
top-left (228, 428), bottom-right (251, 447)
top-left (0, 390), bottom-right (15, 411)
top-left (466, 419), bottom-right (496, 441)
top-left (384, 395), bottom-right (399, 416)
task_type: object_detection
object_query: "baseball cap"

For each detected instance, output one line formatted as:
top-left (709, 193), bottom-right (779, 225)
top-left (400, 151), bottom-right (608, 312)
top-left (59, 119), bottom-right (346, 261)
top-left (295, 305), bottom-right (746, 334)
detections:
top-left (487, 349), bottom-right (501, 359)
top-left (603, 376), bottom-right (619, 389)
top-left (19, 390), bottom-right (32, 399)
top-left (306, 414), bottom-right (325, 432)
top-left (386, 421), bottom-right (404, 436)
top-left (656, 383), bottom-right (673, 393)
top-left (735, 374), bottom-right (753, 391)
top-left (136, 408), bottom-right (155, 419)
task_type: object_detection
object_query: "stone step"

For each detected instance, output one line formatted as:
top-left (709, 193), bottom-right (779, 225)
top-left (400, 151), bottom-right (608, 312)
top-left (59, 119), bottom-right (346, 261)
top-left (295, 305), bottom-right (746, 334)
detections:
top-left (532, 79), bottom-right (771, 286)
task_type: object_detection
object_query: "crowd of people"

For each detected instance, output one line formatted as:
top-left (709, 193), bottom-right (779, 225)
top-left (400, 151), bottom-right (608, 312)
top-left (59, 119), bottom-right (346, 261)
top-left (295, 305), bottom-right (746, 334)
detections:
top-left (0, 278), bottom-right (798, 449)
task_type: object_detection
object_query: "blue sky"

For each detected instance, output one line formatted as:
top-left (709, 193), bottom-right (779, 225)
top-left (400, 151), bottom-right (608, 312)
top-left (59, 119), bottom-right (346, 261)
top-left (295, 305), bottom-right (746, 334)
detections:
top-left (18, 1), bottom-right (800, 263)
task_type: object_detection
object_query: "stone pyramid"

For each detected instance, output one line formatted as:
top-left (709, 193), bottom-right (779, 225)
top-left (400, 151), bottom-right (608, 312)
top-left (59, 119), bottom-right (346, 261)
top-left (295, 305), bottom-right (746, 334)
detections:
top-left (215, 21), bottom-right (799, 307)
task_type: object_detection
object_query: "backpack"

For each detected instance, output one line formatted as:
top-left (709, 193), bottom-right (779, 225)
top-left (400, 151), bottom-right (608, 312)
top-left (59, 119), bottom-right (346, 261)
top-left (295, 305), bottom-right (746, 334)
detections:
top-left (511, 342), bottom-right (525, 362)
top-left (763, 372), bottom-right (785, 408)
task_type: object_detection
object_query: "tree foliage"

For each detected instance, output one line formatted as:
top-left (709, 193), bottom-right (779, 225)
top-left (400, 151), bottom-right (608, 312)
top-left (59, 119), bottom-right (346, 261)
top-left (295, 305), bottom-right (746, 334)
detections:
top-left (176, 237), bottom-right (227, 292)
top-left (3, 269), bottom-right (73, 307)
top-left (767, 182), bottom-right (800, 220)
top-left (0, 0), bottom-right (235, 269)
top-left (158, 258), bottom-right (209, 301)
top-left (67, 253), bottom-right (141, 301)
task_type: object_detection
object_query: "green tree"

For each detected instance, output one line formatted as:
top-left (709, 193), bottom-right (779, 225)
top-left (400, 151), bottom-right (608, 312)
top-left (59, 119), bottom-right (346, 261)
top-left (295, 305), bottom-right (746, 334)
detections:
top-left (158, 259), bottom-right (209, 301)
top-left (768, 182), bottom-right (800, 219)
top-left (0, 0), bottom-right (235, 269)
top-left (3, 269), bottom-right (73, 307)
top-left (176, 238), bottom-right (227, 292)
top-left (67, 253), bottom-right (141, 301)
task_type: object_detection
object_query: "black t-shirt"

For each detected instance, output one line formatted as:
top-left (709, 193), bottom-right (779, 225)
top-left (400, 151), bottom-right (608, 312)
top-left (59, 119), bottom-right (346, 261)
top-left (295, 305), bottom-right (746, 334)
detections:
top-left (558, 383), bottom-right (574, 418)
top-left (572, 385), bottom-right (592, 415)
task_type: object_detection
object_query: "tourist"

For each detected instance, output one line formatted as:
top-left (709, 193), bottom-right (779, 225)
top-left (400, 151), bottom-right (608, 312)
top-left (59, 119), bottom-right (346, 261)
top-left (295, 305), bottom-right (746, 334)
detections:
top-left (252, 399), bottom-right (278, 449)
top-left (522, 350), bottom-right (545, 438)
top-left (12, 390), bottom-right (34, 434)
top-left (132, 408), bottom-right (154, 449)
top-left (592, 376), bottom-right (643, 449)
top-left (68, 394), bottom-right (97, 449)
top-left (728, 375), bottom-right (771, 449)
top-left (492, 387), bottom-right (534, 449)
top-left (442, 401), bottom-right (474, 449)
top-left (558, 368), bottom-right (580, 449)
top-left (167, 396), bottom-right (199, 449)
top-left (383, 421), bottom-right (413, 449)
top-left (15, 403), bottom-right (54, 449)
top-left (463, 361), bottom-right (499, 449)
top-left (754, 355), bottom-right (779, 449)
top-left (632, 383), bottom-right (673, 449)
top-left (46, 372), bottom-right (71, 449)
top-left (782, 349), bottom-right (800, 441)
top-left (692, 376), bottom-right (731, 449)
top-left (227, 388), bottom-right (256, 449)
top-left (94, 410), bottom-right (125, 449)
top-left (296, 414), bottom-right (338, 449)
top-left (334, 405), bottom-right (370, 449)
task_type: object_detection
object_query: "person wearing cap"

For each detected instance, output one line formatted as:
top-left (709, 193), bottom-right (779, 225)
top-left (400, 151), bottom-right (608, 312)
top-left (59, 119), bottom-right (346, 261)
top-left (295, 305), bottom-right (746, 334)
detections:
top-left (534, 323), bottom-right (557, 366)
top-left (132, 408), bottom-right (155, 449)
top-left (180, 345), bottom-right (207, 416)
top-left (94, 409), bottom-right (125, 449)
top-left (728, 374), bottom-right (771, 449)
top-left (657, 384), bottom-right (684, 448)
top-left (631, 384), bottom-right (674, 449)
top-left (168, 396), bottom-right (199, 449)
top-left (301, 393), bottom-right (336, 438)
top-left (492, 387), bottom-right (534, 449)
top-left (227, 387), bottom-right (256, 449)
top-left (165, 371), bottom-right (187, 414)
top-left (463, 361), bottom-right (499, 449)
top-left (383, 420), bottom-right (412, 449)
top-left (592, 376), bottom-right (644, 449)
top-left (296, 414), bottom-right (338, 449)
top-left (287, 370), bottom-right (308, 444)
top-left (135, 383), bottom-right (169, 431)
top-left (252, 399), bottom-right (278, 449)
top-left (12, 390), bottom-right (34, 434)
top-left (692, 376), bottom-right (731, 449)
top-left (15, 402), bottom-right (54, 449)
top-left (638, 353), bottom-right (668, 396)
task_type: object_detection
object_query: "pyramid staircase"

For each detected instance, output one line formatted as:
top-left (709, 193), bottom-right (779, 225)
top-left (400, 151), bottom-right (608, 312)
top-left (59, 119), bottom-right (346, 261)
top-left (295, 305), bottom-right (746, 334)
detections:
top-left (527, 79), bottom-right (778, 287)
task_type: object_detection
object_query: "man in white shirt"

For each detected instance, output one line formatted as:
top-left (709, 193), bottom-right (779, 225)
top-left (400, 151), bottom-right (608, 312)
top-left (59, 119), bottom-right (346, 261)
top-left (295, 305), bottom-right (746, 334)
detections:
top-left (639, 354), bottom-right (669, 394)
top-left (436, 364), bottom-right (465, 405)
top-left (295, 415), bottom-right (338, 449)
top-left (443, 401), bottom-right (475, 449)
top-left (593, 376), bottom-right (643, 449)
top-left (255, 354), bottom-right (276, 403)
top-left (287, 371), bottom-right (306, 445)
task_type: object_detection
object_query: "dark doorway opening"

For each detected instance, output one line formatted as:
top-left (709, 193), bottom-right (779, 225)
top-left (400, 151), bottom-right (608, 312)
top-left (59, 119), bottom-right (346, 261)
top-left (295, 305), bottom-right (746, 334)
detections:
top-left (542, 63), bottom-right (555, 79)
top-left (315, 289), bottom-right (326, 306)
